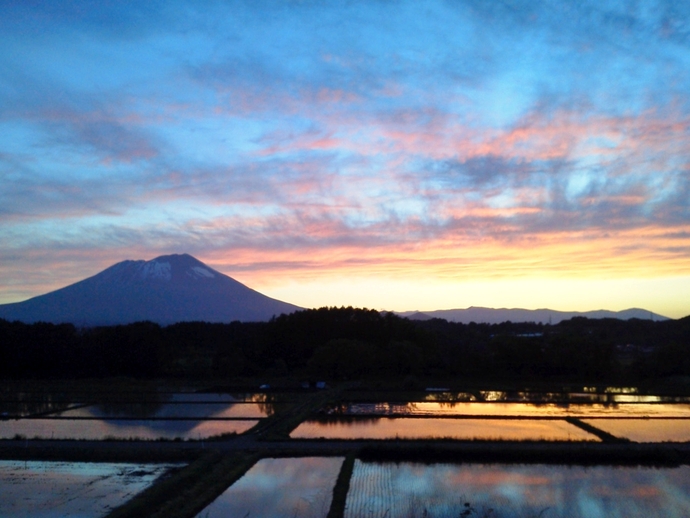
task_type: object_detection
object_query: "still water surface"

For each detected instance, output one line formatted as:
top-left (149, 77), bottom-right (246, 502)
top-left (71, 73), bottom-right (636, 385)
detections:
top-left (581, 419), bottom-right (690, 443)
top-left (0, 460), bottom-right (178, 518)
top-left (0, 418), bottom-right (257, 440)
top-left (48, 401), bottom-right (271, 419)
top-left (0, 391), bottom-right (287, 418)
top-left (290, 417), bottom-right (598, 441)
top-left (167, 392), bottom-right (254, 402)
top-left (345, 461), bottom-right (690, 518)
top-left (196, 457), bottom-right (343, 518)
top-left (340, 402), bottom-right (690, 418)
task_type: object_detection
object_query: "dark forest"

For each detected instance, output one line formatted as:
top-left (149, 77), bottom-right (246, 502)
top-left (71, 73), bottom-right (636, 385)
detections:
top-left (1, 307), bottom-right (689, 383)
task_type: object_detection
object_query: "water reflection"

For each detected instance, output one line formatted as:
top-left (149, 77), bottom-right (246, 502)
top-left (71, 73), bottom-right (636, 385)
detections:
top-left (0, 460), bottom-right (178, 518)
top-left (0, 418), bottom-right (257, 440)
top-left (91, 401), bottom-right (166, 419)
top-left (345, 461), bottom-right (690, 518)
top-left (246, 392), bottom-right (292, 417)
top-left (290, 418), bottom-right (597, 441)
top-left (169, 392), bottom-right (252, 402)
top-left (582, 419), bottom-right (690, 443)
top-left (479, 390), bottom-right (508, 401)
top-left (0, 385), bottom-right (168, 418)
top-left (416, 389), bottom-right (690, 404)
top-left (49, 402), bottom-right (271, 419)
top-left (196, 457), bottom-right (343, 518)
top-left (0, 391), bottom-right (80, 418)
top-left (0, 388), bottom-right (288, 420)
top-left (170, 392), bottom-right (292, 415)
top-left (603, 386), bottom-right (640, 393)
top-left (337, 402), bottom-right (690, 418)
top-left (342, 387), bottom-right (690, 414)
top-left (424, 392), bottom-right (476, 402)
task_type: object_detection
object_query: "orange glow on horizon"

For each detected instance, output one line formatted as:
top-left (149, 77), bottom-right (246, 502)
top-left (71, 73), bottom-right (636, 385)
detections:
top-left (205, 223), bottom-right (690, 282)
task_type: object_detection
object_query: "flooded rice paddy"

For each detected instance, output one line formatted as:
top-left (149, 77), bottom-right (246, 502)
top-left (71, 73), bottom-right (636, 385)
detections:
top-left (344, 460), bottom-right (690, 518)
top-left (195, 457), bottom-right (343, 518)
top-left (3, 386), bottom-right (690, 442)
top-left (345, 388), bottom-right (690, 405)
top-left (48, 401), bottom-right (271, 419)
top-left (0, 390), bottom-right (285, 418)
top-left (316, 395), bottom-right (690, 442)
top-left (290, 417), bottom-right (598, 441)
top-left (0, 460), bottom-right (178, 518)
top-left (337, 401), bottom-right (690, 418)
top-left (2, 385), bottom-right (690, 517)
top-left (581, 419), bottom-right (690, 443)
top-left (0, 391), bottom-right (287, 440)
top-left (167, 392), bottom-right (255, 403)
top-left (0, 417), bottom-right (258, 440)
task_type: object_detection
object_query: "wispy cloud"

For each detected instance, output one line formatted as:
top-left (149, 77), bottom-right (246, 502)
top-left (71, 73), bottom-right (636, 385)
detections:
top-left (1, 0), bottom-right (690, 315)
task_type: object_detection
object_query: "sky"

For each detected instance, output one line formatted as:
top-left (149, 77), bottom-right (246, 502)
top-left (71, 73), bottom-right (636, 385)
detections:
top-left (1, 0), bottom-right (689, 318)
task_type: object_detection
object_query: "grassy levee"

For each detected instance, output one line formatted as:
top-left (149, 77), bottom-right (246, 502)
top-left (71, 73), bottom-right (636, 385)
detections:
top-left (251, 388), bottom-right (343, 440)
top-left (0, 441), bottom-right (199, 463)
top-left (356, 441), bottom-right (689, 466)
top-left (106, 451), bottom-right (260, 518)
top-left (327, 452), bottom-right (356, 518)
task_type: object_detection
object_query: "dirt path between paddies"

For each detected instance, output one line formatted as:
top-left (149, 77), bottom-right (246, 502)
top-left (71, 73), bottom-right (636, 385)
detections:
top-left (1, 435), bottom-right (689, 465)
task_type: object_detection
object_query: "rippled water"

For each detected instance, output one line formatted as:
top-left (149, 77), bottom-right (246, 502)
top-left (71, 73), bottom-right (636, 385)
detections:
top-left (0, 460), bottom-right (179, 518)
top-left (195, 457), bottom-right (343, 518)
top-left (345, 461), bottom-right (690, 518)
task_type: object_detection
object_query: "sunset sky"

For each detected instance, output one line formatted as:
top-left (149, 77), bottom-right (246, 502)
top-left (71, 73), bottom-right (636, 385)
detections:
top-left (1, 1), bottom-right (689, 318)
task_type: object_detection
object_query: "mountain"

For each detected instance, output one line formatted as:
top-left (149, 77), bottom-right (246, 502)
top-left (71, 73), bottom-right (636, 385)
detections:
top-left (396, 306), bottom-right (669, 324)
top-left (404, 311), bottom-right (435, 321)
top-left (0, 254), bottom-right (301, 326)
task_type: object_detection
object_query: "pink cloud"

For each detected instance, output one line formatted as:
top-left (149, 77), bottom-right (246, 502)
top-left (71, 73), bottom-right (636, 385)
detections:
top-left (245, 93), bottom-right (690, 172)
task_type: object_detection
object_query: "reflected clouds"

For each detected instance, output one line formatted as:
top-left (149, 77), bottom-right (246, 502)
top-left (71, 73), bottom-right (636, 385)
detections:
top-left (345, 461), bottom-right (690, 518)
top-left (289, 417), bottom-right (597, 441)
top-left (197, 457), bottom-right (342, 518)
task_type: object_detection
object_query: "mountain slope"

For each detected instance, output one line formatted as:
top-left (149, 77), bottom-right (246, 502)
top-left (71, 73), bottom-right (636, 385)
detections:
top-left (396, 306), bottom-right (669, 324)
top-left (0, 254), bottom-right (301, 325)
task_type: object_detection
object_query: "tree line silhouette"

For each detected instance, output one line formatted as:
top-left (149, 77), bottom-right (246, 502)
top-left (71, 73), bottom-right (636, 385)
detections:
top-left (1, 307), bottom-right (688, 382)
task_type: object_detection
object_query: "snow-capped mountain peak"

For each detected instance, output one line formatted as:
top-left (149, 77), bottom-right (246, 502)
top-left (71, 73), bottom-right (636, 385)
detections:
top-left (188, 266), bottom-right (215, 279)
top-left (138, 260), bottom-right (172, 281)
top-left (121, 254), bottom-right (220, 284)
top-left (0, 253), bottom-right (301, 325)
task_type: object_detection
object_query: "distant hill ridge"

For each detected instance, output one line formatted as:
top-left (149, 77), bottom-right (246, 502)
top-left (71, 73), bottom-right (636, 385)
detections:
top-left (0, 254), bottom-right (671, 326)
top-left (396, 306), bottom-right (669, 324)
top-left (0, 253), bottom-right (301, 326)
